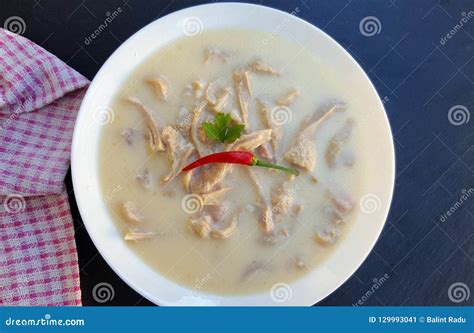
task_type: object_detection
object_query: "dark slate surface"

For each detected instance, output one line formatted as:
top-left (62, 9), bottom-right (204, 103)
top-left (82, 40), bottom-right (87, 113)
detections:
top-left (2, 0), bottom-right (472, 306)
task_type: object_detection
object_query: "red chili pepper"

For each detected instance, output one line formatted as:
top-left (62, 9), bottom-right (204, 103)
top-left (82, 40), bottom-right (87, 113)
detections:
top-left (182, 151), bottom-right (300, 176)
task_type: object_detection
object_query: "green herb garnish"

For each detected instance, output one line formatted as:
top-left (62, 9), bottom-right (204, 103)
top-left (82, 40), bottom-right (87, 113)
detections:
top-left (201, 113), bottom-right (245, 144)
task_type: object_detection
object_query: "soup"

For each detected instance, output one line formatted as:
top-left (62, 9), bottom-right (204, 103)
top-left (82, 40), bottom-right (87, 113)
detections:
top-left (99, 29), bottom-right (368, 295)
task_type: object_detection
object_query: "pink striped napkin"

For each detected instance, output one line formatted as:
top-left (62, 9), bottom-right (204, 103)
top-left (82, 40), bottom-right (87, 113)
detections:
top-left (0, 28), bottom-right (89, 305)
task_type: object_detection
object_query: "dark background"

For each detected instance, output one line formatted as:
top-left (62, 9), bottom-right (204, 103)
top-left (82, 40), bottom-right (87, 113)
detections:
top-left (2, 0), bottom-right (472, 306)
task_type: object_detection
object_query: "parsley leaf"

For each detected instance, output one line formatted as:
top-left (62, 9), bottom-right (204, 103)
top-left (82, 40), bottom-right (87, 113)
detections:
top-left (201, 113), bottom-right (245, 144)
top-left (200, 122), bottom-right (221, 141)
top-left (225, 124), bottom-right (245, 142)
top-left (215, 112), bottom-right (231, 130)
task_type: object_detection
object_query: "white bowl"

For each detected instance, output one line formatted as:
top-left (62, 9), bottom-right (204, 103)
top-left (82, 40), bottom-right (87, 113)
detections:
top-left (72, 3), bottom-right (395, 306)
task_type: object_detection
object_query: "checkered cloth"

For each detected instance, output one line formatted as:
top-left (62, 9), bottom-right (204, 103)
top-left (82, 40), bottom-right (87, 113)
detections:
top-left (0, 28), bottom-right (89, 305)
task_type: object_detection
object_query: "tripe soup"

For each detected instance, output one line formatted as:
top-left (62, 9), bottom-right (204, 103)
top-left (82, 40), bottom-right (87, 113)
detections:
top-left (99, 29), bottom-right (368, 295)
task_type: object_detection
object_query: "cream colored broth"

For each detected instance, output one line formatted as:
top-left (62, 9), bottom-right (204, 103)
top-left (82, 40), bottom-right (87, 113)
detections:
top-left (99, 29), bottom-right (368, 295)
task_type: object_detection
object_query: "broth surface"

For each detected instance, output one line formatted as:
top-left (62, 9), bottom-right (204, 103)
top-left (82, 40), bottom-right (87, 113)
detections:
top-left (99, 29), bottom-right (369, 295)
